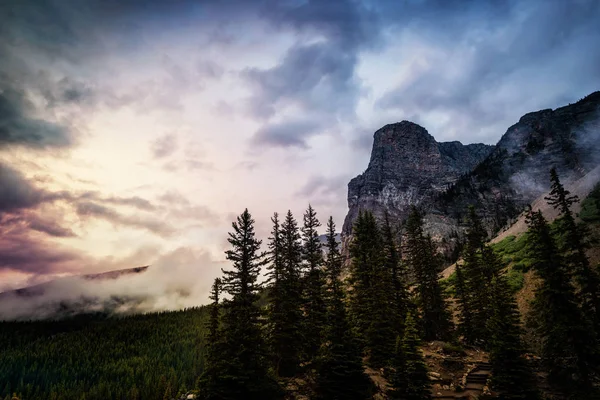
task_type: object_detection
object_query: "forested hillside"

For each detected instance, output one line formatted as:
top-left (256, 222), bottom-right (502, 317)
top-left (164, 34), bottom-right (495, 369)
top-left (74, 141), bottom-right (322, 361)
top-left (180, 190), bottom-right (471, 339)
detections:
top-left (0, 308), bottom-right (208, 400)
top-left (2, 172), bottom-right (600, 400)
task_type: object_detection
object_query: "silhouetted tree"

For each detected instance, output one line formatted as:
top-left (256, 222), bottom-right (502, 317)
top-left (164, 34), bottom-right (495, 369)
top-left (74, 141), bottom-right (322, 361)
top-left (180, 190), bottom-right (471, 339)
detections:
top-left (388, 313), bottom-right (431, 400)
top-left (218, 209), bottom-right (281, 399)
top-left (382, 211), bottom-right (409, 336)
top-left (526, 209), bottom-right (598, 396)
top-left (302, 205), bottom-right (327, 362)
top-left (348, 211), bottom-right (396, 367)
top-left (487, 258), bottom-right (540, 400)
top-left (198, 278), bottom-right (224, 399)
top-left (404, 207), bottom-right (453, 341)
top-left (267, 211), bottom-right (304, 377)
top-left (545, 168), bottom-right (600, 334)
top-left (315, 217), bottom-right (373, 399)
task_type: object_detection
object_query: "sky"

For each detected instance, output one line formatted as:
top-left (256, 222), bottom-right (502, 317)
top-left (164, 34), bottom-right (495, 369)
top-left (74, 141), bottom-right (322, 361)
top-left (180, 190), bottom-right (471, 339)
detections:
top-left (1, 0), bottom-right (599, 299)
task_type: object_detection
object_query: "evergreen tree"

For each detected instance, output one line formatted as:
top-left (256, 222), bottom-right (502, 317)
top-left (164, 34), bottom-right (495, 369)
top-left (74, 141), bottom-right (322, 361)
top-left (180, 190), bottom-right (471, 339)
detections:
top-left (198, 278), bottom-right (224, 399)
top-left (403, 207), bottom-right (453, 341)
top-left (388, 313), bottom-right (431, 400)
top-left (486, 254), bottom-right (540, 400)
top-left (266, 211), bottom-right (304, 377)
top-left (525, 209), bottom-right (598, 396)
top-left (218, 209), bottom-right (281, 399)
top-left (453, 264), bottom-right (476, 344)
top-left (382, 211), bottom-right (409, 336)
top-left (273, 210), bottom-right (305, 376)
top-left (460, 206), bottom-right (493, 345)
top-left (315, 217), bottom-right (373, 400)
top-left (348, 211), bottom-right (375, 345)
top-left (348, 211), bottom-right (396, 368)
top-left (266, 213), bottom-right (292, 376)
top-left (545, 168), bottom-right (600, 334)
top-left (302, 205), bottom-right (327, 362)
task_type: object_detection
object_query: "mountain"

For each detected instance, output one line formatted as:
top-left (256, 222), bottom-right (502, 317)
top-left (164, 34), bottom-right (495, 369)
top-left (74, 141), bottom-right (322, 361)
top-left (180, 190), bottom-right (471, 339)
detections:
top-left (0, 266), bottom-right (149, 298)
top-left (0, 266), bottom-right (150, 320)
top-left (343, 92), bottom-right (600, 257)
top-left (342, 121), bottom-right (493, 237)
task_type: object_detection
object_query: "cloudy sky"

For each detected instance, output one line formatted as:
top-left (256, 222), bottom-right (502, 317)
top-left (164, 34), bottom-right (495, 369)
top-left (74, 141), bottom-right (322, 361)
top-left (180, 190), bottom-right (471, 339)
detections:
top-left (1, 0), bottom-right (599, 294)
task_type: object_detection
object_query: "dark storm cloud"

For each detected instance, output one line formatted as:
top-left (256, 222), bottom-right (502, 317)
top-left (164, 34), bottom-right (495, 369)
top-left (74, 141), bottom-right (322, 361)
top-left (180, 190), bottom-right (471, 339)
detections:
top-left (2, 213), bottom-right (76, 238)
top-left (0, 161), bottom-right (170, 238)
top-left (0, 86), bottom-right (73, 149)
top-left (252, 119), bottom-right (323, 149)
top-left (244, 43), bottom-right (360, 119)
top-left (243, 0), bottom-right (380, 149)
top-left (375, 0), bottom-right (600, 142)
top-left (0, 162), bottom-right (46, 212)
top-left (0, 213), bottom-right (82, 274)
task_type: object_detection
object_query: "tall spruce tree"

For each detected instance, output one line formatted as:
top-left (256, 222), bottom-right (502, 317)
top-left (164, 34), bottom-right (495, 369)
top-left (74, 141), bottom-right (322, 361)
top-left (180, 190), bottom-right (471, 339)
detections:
top-left (453, 263), bottom-right (476, 344)
top-left (266, 213), bottom-right (298, 376)
top-left (348, 211), bottom-right (396, 368)
top-left (218, 209), bottom-right (281, 399)
top-left (199, 278), bottom-right (225, 400)
top-left (266, 210), bottom-right (305, 377)
top-left (403, 207), bottom-right (453, 341)
top-left (388, 312), bottom-right (432, 400)
top-left (348, 210), bottom-right (375, 346)
top-left (545, 168), bottom-right (600, 334)
top-left (460, 206), bottom-right (493, 345)
top-left (486, 252), bottom-right (540, 400)
top-left (315, 217), bottom-right (373, 400)
top-left (302, 205), bottom-right (327, 362)
top-left (382, 211), bottom-right (409, 336)
top-left (525, 209), bottom-right (598, 396)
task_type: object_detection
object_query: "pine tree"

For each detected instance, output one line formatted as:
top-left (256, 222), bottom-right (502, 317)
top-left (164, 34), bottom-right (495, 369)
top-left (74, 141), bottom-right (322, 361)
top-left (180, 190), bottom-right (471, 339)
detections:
top-left (348, 211), bottom-right (374, 346)
top-left (545, 168), bottom-right (600, 334)
top-left (198, 278), bottom-right (224, 399)
top-left (525, 209), bottom-right (598, 396)
top-left (266, 213), bottom-right (292, 376)
top-left (348, 211), bottom-right (395, 368)
top-left (302, 205), bottom-right (327, 362)
top-left (403, 207), bottom-right (453, 341)
top-left (453, 263), bottom-right (476, 344)
top-left (266, 211), bottom-right (304, 377)
top-left (460, 206), bottom-right (494, 345)
top-left (486, 255), bottom-right (540, 400)
top-left (388, 312), bottom-right (432, 400)
top-left (218, 209), bottom-right (281, 399)
top-left (382, 211), bottom-right (409, 336)
top-left (315, 217), bottom-right (373, 400)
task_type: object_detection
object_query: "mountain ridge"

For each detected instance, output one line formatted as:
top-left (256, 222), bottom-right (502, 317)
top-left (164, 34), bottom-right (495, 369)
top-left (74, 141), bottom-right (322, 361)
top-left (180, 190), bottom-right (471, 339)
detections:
top-left (342, 91), bottom-right (600, 258)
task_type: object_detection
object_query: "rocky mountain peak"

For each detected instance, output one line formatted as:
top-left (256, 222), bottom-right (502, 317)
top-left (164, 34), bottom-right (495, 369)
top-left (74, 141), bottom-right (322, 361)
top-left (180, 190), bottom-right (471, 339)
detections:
top-left (342, 91), bottom-right (600, 263)
top-left (342, 121), bottom-right (494, 235)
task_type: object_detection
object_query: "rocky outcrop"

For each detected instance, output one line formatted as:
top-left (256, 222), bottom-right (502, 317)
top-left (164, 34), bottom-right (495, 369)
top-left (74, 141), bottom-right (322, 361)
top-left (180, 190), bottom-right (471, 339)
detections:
top-left (342, 121), bottom-right (493, 236)
top-left (342, 91), bottom-right (600, 257)
top-left (435, 91), bottom-right (600, 233)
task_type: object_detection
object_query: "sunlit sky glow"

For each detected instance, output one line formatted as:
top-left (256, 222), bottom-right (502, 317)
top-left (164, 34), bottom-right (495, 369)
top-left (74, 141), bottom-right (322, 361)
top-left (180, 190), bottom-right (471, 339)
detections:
top-left (1, 0), bottom-right (599, 293)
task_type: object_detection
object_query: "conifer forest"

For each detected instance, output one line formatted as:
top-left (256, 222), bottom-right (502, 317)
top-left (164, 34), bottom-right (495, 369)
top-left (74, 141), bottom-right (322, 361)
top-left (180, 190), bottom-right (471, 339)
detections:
top-left (2, 170), bottom-right (600, 400)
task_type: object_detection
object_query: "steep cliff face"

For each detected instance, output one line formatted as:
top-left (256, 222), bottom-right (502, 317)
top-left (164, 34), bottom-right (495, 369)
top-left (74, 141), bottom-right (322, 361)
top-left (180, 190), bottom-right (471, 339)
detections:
top-left (342, 121), bottom-right (493, 235)
top-left (436, 91), bottom-right (600, 232)
top-left (342, 91), bottom-right (600, 256)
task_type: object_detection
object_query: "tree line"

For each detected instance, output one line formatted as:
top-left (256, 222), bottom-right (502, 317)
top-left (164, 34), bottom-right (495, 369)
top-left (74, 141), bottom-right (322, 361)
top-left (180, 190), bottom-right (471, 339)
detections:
top-left (201, 169), bottom-right (600, 399)
top-left (1, 169), bottom-right (599, 399)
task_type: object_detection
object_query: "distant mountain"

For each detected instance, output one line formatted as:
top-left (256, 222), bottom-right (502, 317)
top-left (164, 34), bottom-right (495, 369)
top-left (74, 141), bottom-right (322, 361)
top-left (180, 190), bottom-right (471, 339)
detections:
top-left (0, 266), bottom-right (149, 298)
top-left (0, 266), bottom-right (150, 320)
top-left (342, 92), bottom-right (600, 260)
